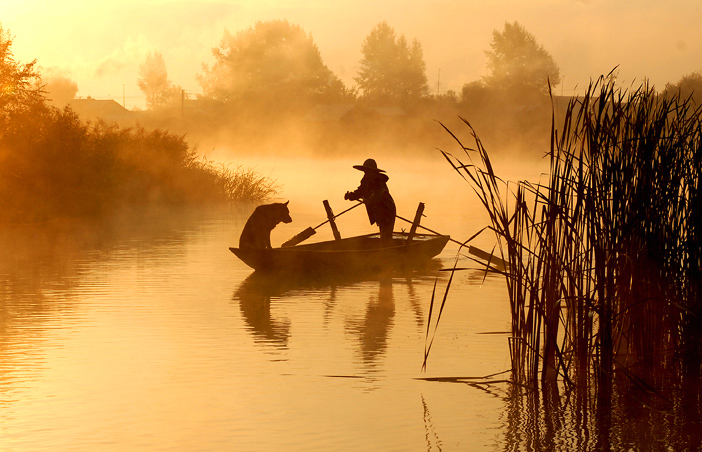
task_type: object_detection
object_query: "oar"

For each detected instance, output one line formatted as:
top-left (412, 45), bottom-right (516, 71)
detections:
top-left (395, 213), bottom-right (468, 248)
top-left (395, 215), bottom-right (508, 270)
top-left (281, 201), bottom-right (363, 247)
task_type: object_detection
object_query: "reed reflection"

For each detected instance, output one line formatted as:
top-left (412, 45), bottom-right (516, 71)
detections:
top-left (500, 375), bottom-right (702, 452)
top-left (421, 394), bottom-right (444, 451)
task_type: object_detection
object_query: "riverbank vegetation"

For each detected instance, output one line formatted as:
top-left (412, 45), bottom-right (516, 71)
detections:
top-left (0, 26), bottom-right (276, 224)
top-left (439, 74), bottom-right (702, 397)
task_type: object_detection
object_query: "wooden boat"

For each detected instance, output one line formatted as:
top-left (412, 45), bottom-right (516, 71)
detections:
top-left (230, 232), bottom-right (450, 273)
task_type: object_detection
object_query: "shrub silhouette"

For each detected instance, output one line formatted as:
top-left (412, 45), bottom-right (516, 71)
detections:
top-left (0, 104), bottom-right (276, 223)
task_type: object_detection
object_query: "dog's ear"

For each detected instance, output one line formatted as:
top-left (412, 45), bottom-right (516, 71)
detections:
top-left (284, 200), bottom-right (289, 206)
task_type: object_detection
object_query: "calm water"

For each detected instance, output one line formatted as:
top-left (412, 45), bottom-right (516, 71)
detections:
top-left (1, 156), bottom-right (698, 451)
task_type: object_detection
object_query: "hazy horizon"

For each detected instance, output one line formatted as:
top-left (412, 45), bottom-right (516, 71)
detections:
top-left (4, 0), bottom-right (702, 109)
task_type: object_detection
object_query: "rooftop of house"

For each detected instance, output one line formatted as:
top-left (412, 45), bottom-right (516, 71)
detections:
top-left (68, 98), bottom-right (133, 122)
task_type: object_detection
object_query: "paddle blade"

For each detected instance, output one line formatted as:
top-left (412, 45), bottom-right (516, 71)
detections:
top-left (281, 227), bottom-right (316, 247)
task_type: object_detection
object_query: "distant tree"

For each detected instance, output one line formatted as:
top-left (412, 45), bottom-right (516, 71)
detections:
top-left (403, 37), bottom-right (430, 100)
top-left (461, 80), bottom-right (488, 105)
top-left (0, 25), bottom-right (44, 123)
top-left (197, 20), bottom-right (347, 105)
top-left (435, 89), bottom-right (459, 105)
top-left (355, 22), bottom-right (429, 104)
top-left (483, 21), bottom-right (560, 95)
top-left (137, 51), bottom-right (181, 109)
top-left (43, 69), bottom-right (78, 107)
top-left (662, 72), bottom-right (702, 103)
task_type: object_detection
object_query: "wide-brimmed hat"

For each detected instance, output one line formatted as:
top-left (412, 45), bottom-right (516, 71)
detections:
top-left (353, 158), bottom-right (385, 173)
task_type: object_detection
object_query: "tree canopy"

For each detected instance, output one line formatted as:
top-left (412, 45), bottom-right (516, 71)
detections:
top-left (197, 20), bottom-right (346, 106)
top-left (483, 21), bottom-right (561, 95)
top-left (0, 25), bottom-right (44, 125)
top-left (662, 72), bottom-right (702, 103)
top-left (354, 22), bottom-right (429, 104)
top-left (137, 51), bottom-right (181, 109)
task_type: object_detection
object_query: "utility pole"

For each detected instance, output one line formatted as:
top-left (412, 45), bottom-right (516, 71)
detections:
top-left (122, 84), bottom-right (125, 108)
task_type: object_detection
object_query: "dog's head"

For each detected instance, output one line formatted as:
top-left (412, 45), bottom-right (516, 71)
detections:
top-left (275, 201), bottom-right (293, 224)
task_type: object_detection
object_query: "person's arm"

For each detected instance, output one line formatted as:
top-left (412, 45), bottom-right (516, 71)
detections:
top-left (344, 176), bottom-right (368, 201)
top-left (345, 189), bottom-right (360, 201)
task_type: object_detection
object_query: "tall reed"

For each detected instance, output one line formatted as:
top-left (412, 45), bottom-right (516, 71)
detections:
top-left (440, 76), bottom-right (702, 388)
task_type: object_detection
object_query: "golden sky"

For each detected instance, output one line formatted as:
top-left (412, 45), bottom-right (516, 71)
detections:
top-left (4, 0), bottom-right (702, 109)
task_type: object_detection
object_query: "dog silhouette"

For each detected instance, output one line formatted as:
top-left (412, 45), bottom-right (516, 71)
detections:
top-left (239, 201), bottom-right (293, 249)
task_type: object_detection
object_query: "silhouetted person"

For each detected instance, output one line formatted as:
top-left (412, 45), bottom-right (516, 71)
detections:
top-left (344, 159), bottom-right (396, 243)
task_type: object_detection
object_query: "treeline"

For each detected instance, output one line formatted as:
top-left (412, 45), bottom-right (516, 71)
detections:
top-left (124, 19), bottom-right (702, 156)
top-left (89, 20), bottom-right (564, 155)
top-left (0, 26), bottom-right (276, 224)
top-left (141, 20), bottom-right (561, 108)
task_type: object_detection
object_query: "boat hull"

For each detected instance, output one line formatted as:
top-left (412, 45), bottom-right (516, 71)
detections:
top-left (230, 232), bottom-right (450, 274)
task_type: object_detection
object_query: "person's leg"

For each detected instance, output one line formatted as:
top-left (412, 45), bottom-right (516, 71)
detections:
top-left (379, 217), bottom-right (395, 244)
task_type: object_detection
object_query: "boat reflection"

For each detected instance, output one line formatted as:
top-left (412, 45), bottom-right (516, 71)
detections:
top-left (349, 277), bottom-right (394, 369)
top-left (235, 272), bottom-right (294, 348)
top-left (234, 264), bottom-right (440, 360)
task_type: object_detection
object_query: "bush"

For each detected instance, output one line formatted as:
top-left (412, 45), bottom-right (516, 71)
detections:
top-left (0, 104), bottom-right (277, 223)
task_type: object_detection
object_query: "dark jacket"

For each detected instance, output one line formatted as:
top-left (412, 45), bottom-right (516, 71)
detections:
top-left (346, 172), bottom-right (396, 226)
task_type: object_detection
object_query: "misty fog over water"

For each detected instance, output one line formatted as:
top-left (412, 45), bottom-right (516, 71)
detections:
top-left (2, 153), bottom-right (700, 450)
top-left (0, 156), bottom-right (515, 450)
